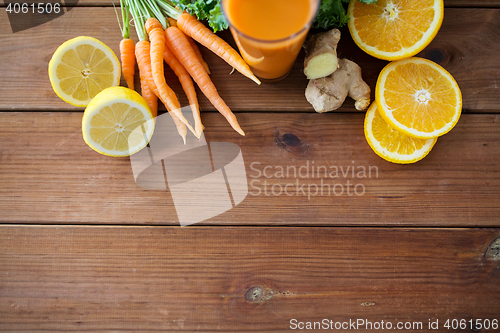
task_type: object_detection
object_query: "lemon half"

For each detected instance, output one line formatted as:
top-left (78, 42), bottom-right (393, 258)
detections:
top-left (82, 87), bottom-right (155, 157)
top-left (49, 36), bottom-right (121, 107)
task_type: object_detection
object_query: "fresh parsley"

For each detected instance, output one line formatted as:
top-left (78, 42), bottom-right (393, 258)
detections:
top-left (171, 0), bottom-right (377, 33)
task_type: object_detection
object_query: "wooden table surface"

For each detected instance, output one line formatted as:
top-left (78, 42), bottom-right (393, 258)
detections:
top-left (1, 0), bottom-right (499, 331)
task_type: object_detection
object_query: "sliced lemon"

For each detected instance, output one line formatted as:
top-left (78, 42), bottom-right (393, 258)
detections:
top-left (49, 36), bottom-right (121, 107)
top-left (82, 87), bottom-right (154, 157)
top-left (365, 102), bottom-right (437, 164)
top-left (376, 57), bottom-right (462, 139)
top-left (348, 0), bottom-right (444, 60)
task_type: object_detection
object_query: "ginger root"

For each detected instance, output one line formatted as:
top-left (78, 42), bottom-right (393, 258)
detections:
top-left (304, 29), bottom-right (341, 80)
top-left (305, 59), bottom-right (371, 113)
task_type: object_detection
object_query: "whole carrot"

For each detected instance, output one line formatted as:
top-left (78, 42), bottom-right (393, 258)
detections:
top-left (125, 0), bottom-right (188, 143)
top-left (136, 40), bottom-right (189, 142)
top-left (120, 39), bottom-right (136, 90)
top-left (145, 18), bottom-right (196, 136)
top-left (187, 36), bottom-right (211, 75)
top-left (139, 67), bottom-right (158, 118)
top-left (176, 12), bottom-right (260, 85)
top-left (163, 43), bottom-right (204, 137)
top-left (118, 0), bottom-right (135, 90)
top-left (165, 26), bottom-right (245, 136)
top-left (168, 17), bottom-right (210, 74)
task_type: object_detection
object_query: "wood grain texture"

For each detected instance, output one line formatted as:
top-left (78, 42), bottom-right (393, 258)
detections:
top-left (446, 0), bottom-right (500, 7)
top-left (0, 8), bottom-right (499, 112)
top-left (0, 226), bottom-right (499, 331)
top-left (1, 112), bottom-right (499, 226)
top-left (1, 4), bottom-right (499, 332)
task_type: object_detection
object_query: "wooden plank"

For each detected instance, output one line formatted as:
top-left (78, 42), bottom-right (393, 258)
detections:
top-left (1, 112), bottom-right (499, 226)
top-left (446, 0), bottom-right (500, 7)
top-left (0, 8), bottom-right (499, 112)
top-left (0, 225), bottom-right (499, 331)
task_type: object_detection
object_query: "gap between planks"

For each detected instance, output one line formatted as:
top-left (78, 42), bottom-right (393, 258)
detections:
top-left (0, 224), bottom-right (476, 231)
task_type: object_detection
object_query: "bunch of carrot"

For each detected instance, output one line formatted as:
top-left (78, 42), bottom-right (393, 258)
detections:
top-left (117, 0), bottom-right (260, 142)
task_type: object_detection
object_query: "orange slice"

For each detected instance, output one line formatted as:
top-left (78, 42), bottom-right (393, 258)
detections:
top-left (376, 57), bottom-right (462, 139)
top-left (347, 0), bottom-right (444, 60)
top-left (364, 102), bottom-right (437, 164)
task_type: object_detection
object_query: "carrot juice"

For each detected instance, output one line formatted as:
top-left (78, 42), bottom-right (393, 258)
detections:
top-left (222, 0), bottom-right (319, 80)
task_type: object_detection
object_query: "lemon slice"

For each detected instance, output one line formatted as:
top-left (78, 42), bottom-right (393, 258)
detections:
top-left (365, 102), bottom-right (437, 164)
top-left (82, 87), bottom-right (154, 157)
top-left (376, 57), bottom-right (462, 139)
top-left (49, 36), bottom-right (121, 107)
top-left (348, 0), bottom-right (444, 60)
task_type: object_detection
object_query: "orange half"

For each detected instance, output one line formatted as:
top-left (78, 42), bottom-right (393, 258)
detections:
top-left (348, 0), bottom-right (444, 60)
top-left (376, 57), bottom-right (462, 139)
top-left (364, 102), bottom-right (437, 164)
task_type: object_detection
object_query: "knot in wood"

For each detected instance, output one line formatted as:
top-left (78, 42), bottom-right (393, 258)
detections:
top-left (245, 286), bottom-right (265, 303)
top-left (275, 132), bottom-right (311, 156)
top-left (485, 237), bottom-right (500, 261)
top-left (424, 48), bottom-right (448, 65)
top-left (282, 133), bottom-right (301, 147)
top-left (360, 302), bottom-right (376, 307)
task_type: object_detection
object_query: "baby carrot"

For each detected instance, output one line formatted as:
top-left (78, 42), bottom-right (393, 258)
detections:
top-left (139, 68), bottom-right (158, 118)
top-left (176, 12), bottom-right (260, 85)
top-left (136, 40), bottom-right (189, 143)
top-left (117, 0), bottom-right (135, 90)
top-left (125, 0), bottom-right (188, 142)
top-left (165, 26), bottom-right (245, 136)
top-left (168, 17), bottom-right (210, 74)
top-left (187, 36), bottom-right (211, 75)
top-left (163, 43), bottom-right (204, 137)
top-left (120, 39), bottom-right (136, 90)
top-left (145, 17), bottom-right (196, 136)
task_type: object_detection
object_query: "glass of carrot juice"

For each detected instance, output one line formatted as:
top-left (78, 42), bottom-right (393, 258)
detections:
top-left (222, 0), bottom-right (320, 81)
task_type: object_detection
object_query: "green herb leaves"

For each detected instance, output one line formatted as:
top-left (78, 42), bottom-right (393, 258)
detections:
top-left (313, 0), bottom-right (377, 29)
top-left (171, 0), bottom-right (377, 33)
top-left (172, 0), bottom-right (228, 32)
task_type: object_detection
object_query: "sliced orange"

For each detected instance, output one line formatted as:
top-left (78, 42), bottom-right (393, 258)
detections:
top-left (364, 102), bottom-right (437, 164)
top-left (347, 0), bottom-right (444, 60)
top-left (376, 57), bottom-right (462, 139)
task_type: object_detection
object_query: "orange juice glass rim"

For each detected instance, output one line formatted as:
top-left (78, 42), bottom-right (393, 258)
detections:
top-left (221, 0), bottom-right (321, 44)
